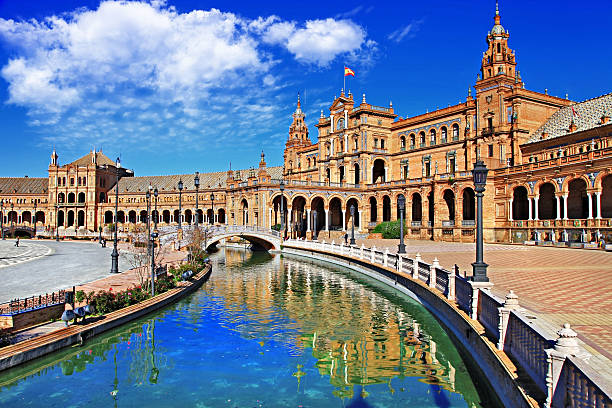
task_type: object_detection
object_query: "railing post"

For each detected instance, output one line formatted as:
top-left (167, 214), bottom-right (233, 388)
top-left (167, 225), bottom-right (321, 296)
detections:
top-left (430, 258), bottom-right (439, 289)
top-left (383, 248), bottom-right (389, 267)
top-left (447, 265), bottom-right (457, 301)
top-left (398, 255), bottom-right (403, 272)
top-left (360, 244), bottom-right (365, 259)
top-left (545, 324), bottom-right (580, 408)
top-left (371, 246), bottom-right (376, 263)
top-left (497, 290), bottom-right (519, 350)
top-left (413, 253), bottom-right (421, 279)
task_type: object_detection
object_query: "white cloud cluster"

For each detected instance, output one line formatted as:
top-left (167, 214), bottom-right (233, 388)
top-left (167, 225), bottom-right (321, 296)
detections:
top-left (0, 0), bottom-right (374, 155)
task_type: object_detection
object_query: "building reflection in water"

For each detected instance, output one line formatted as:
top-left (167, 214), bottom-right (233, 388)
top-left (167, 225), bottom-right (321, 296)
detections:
top-left (211, 248), bottom-right (471, 402)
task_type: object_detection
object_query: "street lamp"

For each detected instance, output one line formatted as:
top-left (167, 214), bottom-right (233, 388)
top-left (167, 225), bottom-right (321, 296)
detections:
top-left (350, 204), bottom-right (356, 245)
top-left (153, 188), bottom-right (158, 232)
top-left (397, 194), bottom-right (406, 254)
top-left (194, 172), bottom-right (200, 228)
top-left (56, 204), bottom-right (60, 241)
top-left (33, 200), bottom-right (37, 233)
top-left (0, 199), bottom-right (4, 240)
top-left (110, 157), bottom-right (121, 274)
top-left (280, 180), bottom-right (285, 239)
top-left (10, 203), bottom-right (14, 229)
top-left (472, 160), bottom-right (489, 282)
top-left (210, 193), bottom-right (214, 225)
top-left (313, 209), bottom-right (317, 240)
top-left (146, 188), bottom-right (151, 272)
top-left (177, 179), bottom-right (183, 231)
top-left (150, 231), bottom-right (158, 297)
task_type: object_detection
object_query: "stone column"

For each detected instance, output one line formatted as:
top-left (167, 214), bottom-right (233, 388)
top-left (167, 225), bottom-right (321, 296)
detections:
top-left (358, 210), bottom-right (363, 232)
top-left (528, 197), bottom-right (533, 220)
top-left (508, 199), bottom-right (513, 221)
top-left (269, 208), bottom-right (273, 229)
top-left (587, 192), bottom-right (593, 219)
top-left (545, 324), bottom-right (581, 408)
top-left (596, 191), bottom-right (602, 219)
top-left (306, 209), bottom-right (311, 232)
top-left (288, 206), bottom-right (293, 232)
top-left (497, 290), bottom-right (520, 351)
top-left (563, 194), bottom-right (568, 220)
top-left (555, 196), bottom-right (561, 220)
top-left (384, 167), bottom-right (388, 182)
top-left (342, 210), bottom-right (346, 231)
top-left (534, 195), bottom-right (539, 220)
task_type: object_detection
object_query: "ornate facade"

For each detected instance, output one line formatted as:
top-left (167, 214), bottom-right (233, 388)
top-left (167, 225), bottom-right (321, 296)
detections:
top-left (1, 4), bottom-right (611, 244)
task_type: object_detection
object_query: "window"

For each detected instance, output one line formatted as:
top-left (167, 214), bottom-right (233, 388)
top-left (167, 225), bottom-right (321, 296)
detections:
top-left (488, 144), bottom-right (494, 157)
top-left (400, 136), bottom-right (406, 150)
top-left (380, 139), bottom-right (385, 149)
top-left (452, 124), bottom-right (459, 140)
top-left (425, 161), bottom-right (431, 177)
top-left (497, 43), bottom-right (500, 53)
top-left (403, 165), bottom-right (409, 179)
top-left (354, 138), bottom-right (358, 151)
top-left (487, 117), bottom-right (493, 130)
top-left (374, 138), bottom-right (378, 148)
top-left (419, 131), bottom-right (426, 146)
top-left (441, 127), bottom-right (447, 143)
top-left (410, 134), bottom-right (415, 148)
top-left (449, 157), bottom-right (456, 174)
top-left (430, 129), bottom-right (436, 145)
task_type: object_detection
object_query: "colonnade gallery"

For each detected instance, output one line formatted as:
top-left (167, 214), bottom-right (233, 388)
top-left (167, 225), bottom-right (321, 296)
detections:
top-left (1, 5), bottom-right (611, 244)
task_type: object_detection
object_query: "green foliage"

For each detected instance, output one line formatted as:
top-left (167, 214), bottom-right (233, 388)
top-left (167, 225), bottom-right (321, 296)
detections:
top-left (86, 277), bottom-right (174, 315)
top-left (271, 224), bottom-right (281, 231)
top-left (0, 328), bottom-right (12, 348)
top-left (372, 220), bottom-right (407, 239)
top-left (75, 290), bottom-right (86, 303)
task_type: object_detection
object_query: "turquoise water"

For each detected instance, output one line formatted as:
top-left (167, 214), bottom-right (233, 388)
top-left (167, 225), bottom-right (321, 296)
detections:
top-left (0, 249), bottom-right (494, 407)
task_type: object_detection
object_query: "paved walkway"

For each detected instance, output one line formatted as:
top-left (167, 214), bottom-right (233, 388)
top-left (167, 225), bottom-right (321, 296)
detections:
top-left (0, 240), bottom-right (52, 268)
top-left (347, 237), bottom-right (612, 377)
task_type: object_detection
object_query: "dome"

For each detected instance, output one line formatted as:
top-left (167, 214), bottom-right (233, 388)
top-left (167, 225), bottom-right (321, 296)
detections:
top-left (490, 23), bottom-right (505, 36)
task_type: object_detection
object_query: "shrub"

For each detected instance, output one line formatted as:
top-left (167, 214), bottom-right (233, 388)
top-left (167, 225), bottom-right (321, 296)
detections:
top-left (271, 224), bottom-right (281, 231)
top-left (372, 220), bottom-right (407, 239)
top-left (75, 290), bottom-right (86, 303)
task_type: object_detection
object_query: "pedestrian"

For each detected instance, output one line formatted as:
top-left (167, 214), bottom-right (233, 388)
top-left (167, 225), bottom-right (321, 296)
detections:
top-left (15, 236), bottom-right (19, 247)
top-left (344, 233), bottom-right (348, 245)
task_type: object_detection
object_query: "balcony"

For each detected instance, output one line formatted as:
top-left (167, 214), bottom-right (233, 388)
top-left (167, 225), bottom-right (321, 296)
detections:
top-left (442, 220), bottom-right (455, 227)
top-left (461, 220), bottom-right (475, 227)
top-left (411, 221), bottom-right (422, 227)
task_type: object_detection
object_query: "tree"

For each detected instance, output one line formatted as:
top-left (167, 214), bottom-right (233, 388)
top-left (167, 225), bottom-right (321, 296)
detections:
top-left (121, 224), bottom-right (169, 290)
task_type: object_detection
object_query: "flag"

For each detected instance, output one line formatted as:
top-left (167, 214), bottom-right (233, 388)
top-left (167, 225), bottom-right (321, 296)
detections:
top-left (344, 66), bottom-right (355, 77)
top-left (571, 106), bottom-right (580, 117)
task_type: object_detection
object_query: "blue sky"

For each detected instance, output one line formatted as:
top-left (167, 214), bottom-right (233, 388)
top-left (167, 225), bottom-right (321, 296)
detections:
top-left (0, 0), bottom-right (610, 177)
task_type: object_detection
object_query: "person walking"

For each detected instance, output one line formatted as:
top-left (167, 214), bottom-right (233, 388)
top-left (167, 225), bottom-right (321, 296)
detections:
top-left (15, 236), bottom-right (19, 247)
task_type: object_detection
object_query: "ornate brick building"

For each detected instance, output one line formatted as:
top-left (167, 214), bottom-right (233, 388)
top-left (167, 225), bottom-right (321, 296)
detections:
top-left (1, 4), bottom-right (611, 244)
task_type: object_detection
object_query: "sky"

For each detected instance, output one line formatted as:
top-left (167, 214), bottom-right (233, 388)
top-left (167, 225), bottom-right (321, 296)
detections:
top-left (0, 0), bottom-right (610, 177)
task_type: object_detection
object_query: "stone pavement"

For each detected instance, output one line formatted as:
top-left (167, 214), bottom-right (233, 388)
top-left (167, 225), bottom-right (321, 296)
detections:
top-left (0, 240), bottom-right (52, 268)
top-left (349, 237), bottom-right (612, 378)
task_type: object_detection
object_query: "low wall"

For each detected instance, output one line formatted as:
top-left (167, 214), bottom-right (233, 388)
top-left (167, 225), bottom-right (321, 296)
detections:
top-left (0, 265), bottom-right (211, 372)
top-left (282, 239), bottom-right (612, 408)
top-left (0, 304), bottom-right (65, 331)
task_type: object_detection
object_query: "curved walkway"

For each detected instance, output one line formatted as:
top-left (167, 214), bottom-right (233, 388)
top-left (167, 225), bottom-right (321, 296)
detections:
top-left (348, 237), bottom-right (612, 379)
top-left (0, 241), bottom-right (52, 269)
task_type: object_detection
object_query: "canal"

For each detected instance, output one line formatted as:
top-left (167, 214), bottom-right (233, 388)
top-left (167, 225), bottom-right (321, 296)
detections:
top-left (0, 248), bottom-right (497, 407)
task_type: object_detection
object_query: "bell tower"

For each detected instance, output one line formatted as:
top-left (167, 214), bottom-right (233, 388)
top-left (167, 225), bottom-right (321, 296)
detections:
top-left (286, 94), bottom-right (310, 149)
top-left (477, 1), bottom-right (518, 85)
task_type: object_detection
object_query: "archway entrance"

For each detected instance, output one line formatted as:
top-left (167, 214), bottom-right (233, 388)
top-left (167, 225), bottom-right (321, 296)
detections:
top-left (538, 183), bottom-right (557, 219)
top-left (291, 196), bottom-right (307, 238)
top-left (329, 197), bottom-right (343, 230)
top-left (412, 193), bottom-right (422, 222)
top-left (311, 197), bottom-right (325, 236)
top-left (369, 197), bottom-right (377, 223)
top-left (382, 195), bottom-right (391, 222)
top-left (512, 187), bottom-right (529, 220)
top-left (567, 179), bottom-right (588, 219)
top-left (372, 159), bottom-right (386, 183)
top-left (462, 188), bottom-right (475, 221)
top-left (443, 190), bottom-right (455, 222)
top-left (346, 198), bottom-right (360, 230)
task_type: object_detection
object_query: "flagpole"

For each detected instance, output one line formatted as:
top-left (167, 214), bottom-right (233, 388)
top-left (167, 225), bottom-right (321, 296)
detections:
top-left (343, 66), bottom-right (346, 94)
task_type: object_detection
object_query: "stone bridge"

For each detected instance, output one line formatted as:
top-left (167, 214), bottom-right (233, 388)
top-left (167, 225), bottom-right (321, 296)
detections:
top-left (159, 225), bottom-right (282, 251)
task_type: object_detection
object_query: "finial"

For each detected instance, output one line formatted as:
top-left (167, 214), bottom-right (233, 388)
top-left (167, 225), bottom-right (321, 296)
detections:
top-left (362, 93), bottom-right (366, 103)
top-left (320, 109), bottom-right (324, 118)
top-left (229, 161), bottom-right (232, 171)
top-left (390, 101), bottom-right (393, 108)
top-left (496, 0), bottom-right (499, 16)
top-left (468, 88), bottom-right (472, 97)
top-left (544, 88), bottom-right (548, 95)
top-left (565, 93), bottom-right (569, 100)
top-left (341, 88), bottom-right (344, 96)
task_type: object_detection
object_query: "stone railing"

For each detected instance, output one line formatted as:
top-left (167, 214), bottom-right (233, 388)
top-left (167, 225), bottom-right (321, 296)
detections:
top-left (282, 239), bottom-right (612, 407)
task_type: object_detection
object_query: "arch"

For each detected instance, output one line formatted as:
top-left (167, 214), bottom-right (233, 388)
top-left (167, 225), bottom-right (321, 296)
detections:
top-left (291, 196), bottom-right (307, 238)
top-left (419, 131), bottom-right (426, 146)
top-left (429, 128), bottom-right (436, 145)
top-left (443, 189), bottom-right (455, 221)
top-left (441, 126), bottom-right (448, 142)
top-left (241, 199), bottom-right (249, 225)
top-left (272, 195), bottom-right (287, 228)
top-left (369, 196), bottom-right (378, 223)
top-left (602, 175), bottom-right (612, 218)
top-left (78, 192), bottom-right (86, 203)
top-left (77, 210), bottom-right (85, 227)
top-left (162, 210), bottom-right (171, 224)
top-left (207, 209), bottom-right (214, 224)
top-left (22, 210), bottom-right (32, 224)
top-left (346, 198), bottom-right (360, 229)
top-left (184, 209), bottom-right (192, 224)
top-left (173, 209), bottom-right (180, 224)
top-left (452, 123), bottom-right (459, 140)
top-left (128, 210), bottom-right (137, 224)
top-left (329, 197), bottom-right (343, 230)
top-left (104, 210), bottom-right (113, 224)
top-left (67, 193), bottom-right (75, 203)
top-left (218, 208), bottom-right (226, 224)
top-left (117, 210), bottom-right (125, 223)
top-left (409, 133), bottom-right (416, 148)
top-left (462, 188), bottom-right (475, 221)
top-left (512, 186), bottom-right (529, 220)
top-left (400, 135), bottom-right (406, 150)
top-left (140, 210), bottom-right (148, 223)
top-left (35, 211), bottom-right (45, 225)
top-left (382, 195), bottom-right (391, 222)
top-left (67, 210), bottom-right (75, 227)
top-left (57, 193), bottom-right (65, 203)
top-left (567, 178), bottom-right (588, 219)
top-left (538, 182), bottom-right (557, 220)
top-left (372, 159), bottom-right (386, 183)
top-left (196, 209), bottom-right (204, 224)
top-left (411, 193), bottom-right (422, 221)
top-left (354, 163), bottom-right (360, 184)
top-left (57, 210), bottom-right (65, 227)
top-left (311, 196), bottom-right (325, 236)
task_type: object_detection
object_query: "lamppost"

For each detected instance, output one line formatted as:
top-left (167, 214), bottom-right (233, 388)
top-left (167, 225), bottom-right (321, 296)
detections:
top-left (0, 199), bottom-right (4, 240)
top-left (280, 180), bottom-right (285, 239)
top-left (313, 210), bottom-right (317, 240)
top-left (153, 188), bottom-right (158, 232)
top-left (397, 194), bottom-right (406, 253)
top-left (110, 157), bottom-right (121, 274)
top-left (472, 160), bottom-right (489, 282)
top-left (33, 201), bottom-right (37, 233)
top-left (146, 186), bottom-right (151, 277)
top-left (150, 231), bottom-right (158, 297)
top-left (194, 172), bottom-right (200, 228)
top-left (55, 204), bottom-right (60, 241)
top-left (350, 204), bottom-right (356, 245)
top-left (10, 203), bottom-right (14, 229)
top-left (177, 179), bottom-right (183, 239)
top-left (210, 193), bottom-right (214, 225)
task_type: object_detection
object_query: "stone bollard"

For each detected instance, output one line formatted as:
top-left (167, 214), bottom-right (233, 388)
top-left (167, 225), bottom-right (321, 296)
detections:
top-left (497, 290), bottom-right (520, 351)
top-left (371, 246), bottom-right (377, 263)
top-left (398, 255), bottom-right (403, 272)
top-left (447, 265), bottom-right (457, 301)
top-left (430, 258), bottom-right (439, 289)
top-left (360, 244), bottom-right (365, 259)
top-left (383, 248), bottom-right (389, 267)
top-left (413, 253), bottom-right (421, 279)
top-left (545, 323), bottom-right (580, 408)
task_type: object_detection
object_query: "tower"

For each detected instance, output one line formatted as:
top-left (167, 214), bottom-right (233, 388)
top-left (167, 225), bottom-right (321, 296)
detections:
top-left (284, 94), bottom-right (311, 175)
top-left (51, 148), bottom-right (58, 166)
top-left (477, 1), bottom-right (518, 85)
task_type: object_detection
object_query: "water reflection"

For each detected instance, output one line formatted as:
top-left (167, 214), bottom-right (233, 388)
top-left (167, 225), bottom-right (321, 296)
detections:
top-left (0, 247), bottom-right (489, 407)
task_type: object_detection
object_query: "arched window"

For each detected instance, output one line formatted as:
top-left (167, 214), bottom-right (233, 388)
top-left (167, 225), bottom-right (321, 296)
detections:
top-left (430, 129), bottom-right (436, 145)
top-left (441, 127), bottom-right (447, 143)
top-left (452, 124), bottom-right (459, 140)
top-left (400, 136), bottom-right (406, 150)
top-left (419, 131), bottom-right (426, 146)
top-left (410, 133), bottom-right (416, 148)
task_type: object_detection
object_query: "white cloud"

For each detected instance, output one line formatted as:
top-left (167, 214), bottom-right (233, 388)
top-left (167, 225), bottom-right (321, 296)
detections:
top-left (334, 5), bottom-right (374, 19)
top-left (388, 19), bottom-right (424, 43)
top-left (0, 1), bottom-right (375, 155)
